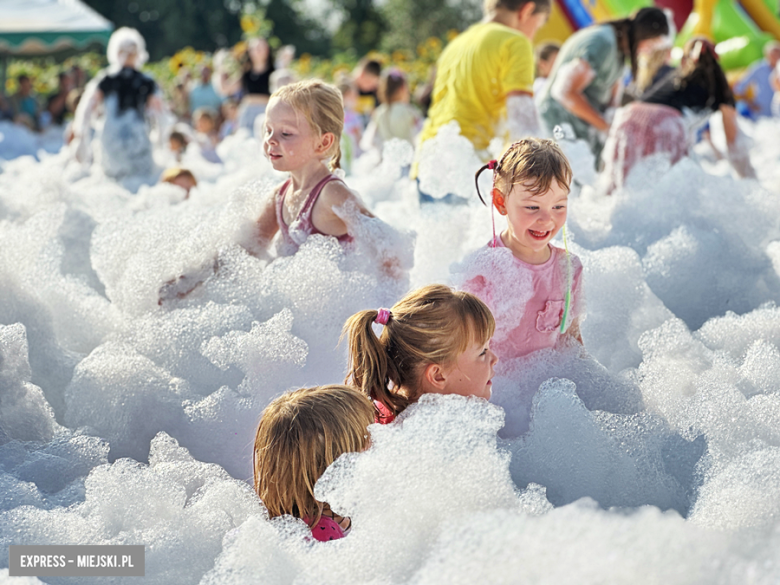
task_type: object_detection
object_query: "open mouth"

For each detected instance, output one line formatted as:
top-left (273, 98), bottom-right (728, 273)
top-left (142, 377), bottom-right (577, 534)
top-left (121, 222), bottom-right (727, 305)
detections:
top-left (528, 229), bottom-right (550, 240)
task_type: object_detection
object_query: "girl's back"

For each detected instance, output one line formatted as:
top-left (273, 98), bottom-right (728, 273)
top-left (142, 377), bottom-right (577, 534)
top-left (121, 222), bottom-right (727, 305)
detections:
top-left (374, 102), bottom-right (420, 145)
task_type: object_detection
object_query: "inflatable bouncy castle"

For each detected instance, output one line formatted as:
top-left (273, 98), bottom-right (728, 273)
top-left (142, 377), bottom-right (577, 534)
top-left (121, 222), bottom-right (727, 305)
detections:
top-left (535, 0), bottom-right (780, 70)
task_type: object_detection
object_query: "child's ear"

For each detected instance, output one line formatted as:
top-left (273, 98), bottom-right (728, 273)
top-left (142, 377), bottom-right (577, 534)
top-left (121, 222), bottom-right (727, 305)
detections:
top-left (316, 131), bottom-right (335, 154)
top-left (518, 1), bottom-right (537, 22)
top-left (423, 363), bottom-right (448, 391)
top-left (492, 189), bottom-right (508, 216)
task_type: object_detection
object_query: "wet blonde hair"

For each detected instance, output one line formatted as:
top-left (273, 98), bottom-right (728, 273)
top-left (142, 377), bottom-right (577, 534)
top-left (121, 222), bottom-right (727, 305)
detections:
top-left (160, 167), bottom-right (196, 185)
top-left (253, 385), bottom-right (374, 527)
top-left (343, 284), bottom-right (495, 418)
top-left (270, 79), bottom-right (344, 170)
top-left (475, 137), bottom-right (572, 205)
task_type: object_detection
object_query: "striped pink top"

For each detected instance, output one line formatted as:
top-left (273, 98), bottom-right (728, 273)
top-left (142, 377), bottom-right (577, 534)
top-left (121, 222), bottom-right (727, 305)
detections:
top-left (275, 174), bottom-right (353, 256)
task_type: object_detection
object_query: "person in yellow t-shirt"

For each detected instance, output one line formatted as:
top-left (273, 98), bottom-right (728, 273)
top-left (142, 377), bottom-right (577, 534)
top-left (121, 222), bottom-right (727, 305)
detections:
top-left (418, 0), bottom-right (550, 160)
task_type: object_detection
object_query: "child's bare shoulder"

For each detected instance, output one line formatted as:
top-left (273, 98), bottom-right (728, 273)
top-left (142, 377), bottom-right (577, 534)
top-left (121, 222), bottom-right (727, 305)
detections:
top-left (319, 177), bottom-right (355, 205)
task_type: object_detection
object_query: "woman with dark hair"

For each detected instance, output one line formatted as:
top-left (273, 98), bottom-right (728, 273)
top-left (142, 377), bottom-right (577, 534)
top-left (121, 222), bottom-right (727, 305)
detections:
top-left (216, 37), bottom-right (275, 135)
top-left (537, 7), bottom-right (670, 157)
top-left (601, 37), bottom-right (754, 191)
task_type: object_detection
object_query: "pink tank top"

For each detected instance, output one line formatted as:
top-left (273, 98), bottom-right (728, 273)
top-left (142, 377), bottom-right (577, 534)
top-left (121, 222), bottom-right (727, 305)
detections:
top-left (275, 174), bottom-right (353, 255)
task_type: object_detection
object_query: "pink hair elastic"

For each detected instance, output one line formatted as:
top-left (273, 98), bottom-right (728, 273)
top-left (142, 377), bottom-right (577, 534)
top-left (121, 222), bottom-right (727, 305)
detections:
top-left (375, 308), bottom-right (391, 326)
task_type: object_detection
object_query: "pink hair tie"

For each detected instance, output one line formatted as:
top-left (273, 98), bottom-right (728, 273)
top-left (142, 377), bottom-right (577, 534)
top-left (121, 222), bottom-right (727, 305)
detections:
top-left (487, 159), bottom-right (497, 170)
top-left (375, 308), bottom-right (391, 326)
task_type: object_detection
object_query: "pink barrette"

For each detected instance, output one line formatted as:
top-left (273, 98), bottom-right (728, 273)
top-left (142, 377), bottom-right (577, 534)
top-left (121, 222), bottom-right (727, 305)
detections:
top-left (375, 308), bottom-right (391, 326)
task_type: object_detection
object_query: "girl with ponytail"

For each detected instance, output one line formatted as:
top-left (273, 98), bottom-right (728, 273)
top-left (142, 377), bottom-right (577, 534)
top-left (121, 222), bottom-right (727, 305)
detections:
top-left (343, 284), bottom-right (498, 424)
top-left (537, 7), bottom-right (670, 158)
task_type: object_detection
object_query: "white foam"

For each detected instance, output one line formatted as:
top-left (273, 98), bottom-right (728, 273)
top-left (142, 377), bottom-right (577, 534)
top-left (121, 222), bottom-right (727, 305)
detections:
top-left (1, 107), bottom-right (780, 583)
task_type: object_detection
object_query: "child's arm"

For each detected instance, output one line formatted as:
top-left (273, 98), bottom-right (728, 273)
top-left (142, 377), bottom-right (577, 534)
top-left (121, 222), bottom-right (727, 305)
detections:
top-left (317, 181), bottom-right (413, 279)
top-left (566, 317), bottom-right (583, 344)
top-left (311, 180), bottom-right (374, 238)
top-left (721, 105), bottom-right (755, 179)
top-left (159, 184), bottom-right (279, 304)
top-left (255, 184), bottom-right (281, 249)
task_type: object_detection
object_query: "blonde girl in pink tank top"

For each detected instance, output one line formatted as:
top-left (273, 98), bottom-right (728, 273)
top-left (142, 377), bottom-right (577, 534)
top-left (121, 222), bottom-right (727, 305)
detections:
top-left (158, 80), bottom-right (406, 303)
top-left (255, 79), bottom-right (376, 256)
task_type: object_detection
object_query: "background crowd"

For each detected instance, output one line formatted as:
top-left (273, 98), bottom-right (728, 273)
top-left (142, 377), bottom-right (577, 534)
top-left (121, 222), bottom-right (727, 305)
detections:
top-left (2, 3), bottom-right (779, 198)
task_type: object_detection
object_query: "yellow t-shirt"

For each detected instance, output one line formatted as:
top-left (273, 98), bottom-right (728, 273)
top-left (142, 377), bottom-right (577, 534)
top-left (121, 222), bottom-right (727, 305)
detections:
top-left (419, 22), bottom-right (535, 154)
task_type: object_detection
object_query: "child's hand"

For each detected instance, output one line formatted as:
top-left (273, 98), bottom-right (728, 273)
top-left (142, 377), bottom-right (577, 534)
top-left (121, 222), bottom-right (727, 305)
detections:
top-left (381, 255), bottom-right (403, 279)
top-left (566, 318), bottom-right (583, 345)
top-left (158, 257), bottom-right (219, 305)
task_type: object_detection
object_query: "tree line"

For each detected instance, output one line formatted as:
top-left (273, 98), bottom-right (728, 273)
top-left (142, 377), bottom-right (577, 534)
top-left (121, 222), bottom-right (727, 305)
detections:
top-left (83, 0), bottom-right (481, 61)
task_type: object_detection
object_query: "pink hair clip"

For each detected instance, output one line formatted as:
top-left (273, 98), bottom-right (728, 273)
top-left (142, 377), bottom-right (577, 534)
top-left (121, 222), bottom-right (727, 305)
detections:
top-left (487, 159), bottom-right (498, 170)
top-left (375, 308), bottom-right (391, 326)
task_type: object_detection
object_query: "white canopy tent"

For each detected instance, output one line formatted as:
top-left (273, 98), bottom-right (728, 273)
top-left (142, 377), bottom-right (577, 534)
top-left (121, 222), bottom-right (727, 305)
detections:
top-left (0, 0), bottom-right (113, 89)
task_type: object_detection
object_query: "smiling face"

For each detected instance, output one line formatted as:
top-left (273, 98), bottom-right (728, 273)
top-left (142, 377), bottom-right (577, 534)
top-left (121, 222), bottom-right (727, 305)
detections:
top-left (496, 180), bottom-right (569, 264)
top-left (262, 98), bottom-right (321, 172)
top-left (435, 336), bottom-right (498, 401)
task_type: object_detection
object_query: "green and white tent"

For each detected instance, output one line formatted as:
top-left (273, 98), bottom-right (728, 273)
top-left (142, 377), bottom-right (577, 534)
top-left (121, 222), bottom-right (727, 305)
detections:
top-left (0, 0), bottom-right (113, 57)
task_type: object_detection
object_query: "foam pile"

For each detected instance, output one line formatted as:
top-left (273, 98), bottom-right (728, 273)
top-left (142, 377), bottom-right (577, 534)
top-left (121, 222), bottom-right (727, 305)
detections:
top-left (1, 113), bottom-right (780, 583)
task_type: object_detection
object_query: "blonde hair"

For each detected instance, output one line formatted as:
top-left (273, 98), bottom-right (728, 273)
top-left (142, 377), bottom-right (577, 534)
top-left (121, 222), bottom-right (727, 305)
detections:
top-left (343, 284), bottom-right (495, 418)
top-left (253, 385), bottom-right (374, 527)
top-left (160, 167), bottom-right (196, 185)
top-left (270, 79), bottom-right (344, 170)
top-left (635, 46), bottom-right (670, 93)
top-left (475, 138), bottom-right (572, 205)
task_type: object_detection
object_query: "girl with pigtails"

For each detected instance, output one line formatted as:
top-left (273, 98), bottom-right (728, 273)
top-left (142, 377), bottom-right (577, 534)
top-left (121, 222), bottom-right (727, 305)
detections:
top-left (343, 284), bottom-right (498, 424)
top-left (454, 137), bottom-right (584, 361)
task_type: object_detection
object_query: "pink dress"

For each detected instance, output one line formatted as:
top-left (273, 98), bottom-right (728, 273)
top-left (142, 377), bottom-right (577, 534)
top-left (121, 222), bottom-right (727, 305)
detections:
top-left (601, 102), bottom-right (688, 192)
top-left (275, 174), bottom-right (354, 256)
top-left (305, 515), bottom-right (348, 542)
top-left (457, 238), bottom-right (583, 361)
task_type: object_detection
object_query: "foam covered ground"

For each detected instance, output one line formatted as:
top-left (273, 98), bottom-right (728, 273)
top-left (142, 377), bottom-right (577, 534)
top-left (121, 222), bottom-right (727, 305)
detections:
top-left (2, 116), bottom-right (780, 584)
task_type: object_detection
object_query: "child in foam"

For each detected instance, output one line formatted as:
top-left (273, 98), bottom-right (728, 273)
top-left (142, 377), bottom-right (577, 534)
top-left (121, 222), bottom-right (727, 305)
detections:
top-left (158, 79), bottom-right (407, 303)
top-left (253, 385), bottom-right (374, 542)
top-left (255, 79), bottom-right (379, 257)
top-left (454, 138), bottom-right (583, 361)
top-left (361, 68), bottom-right (422, 151)
top-left (343, 284), bottom-right (498, 425)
